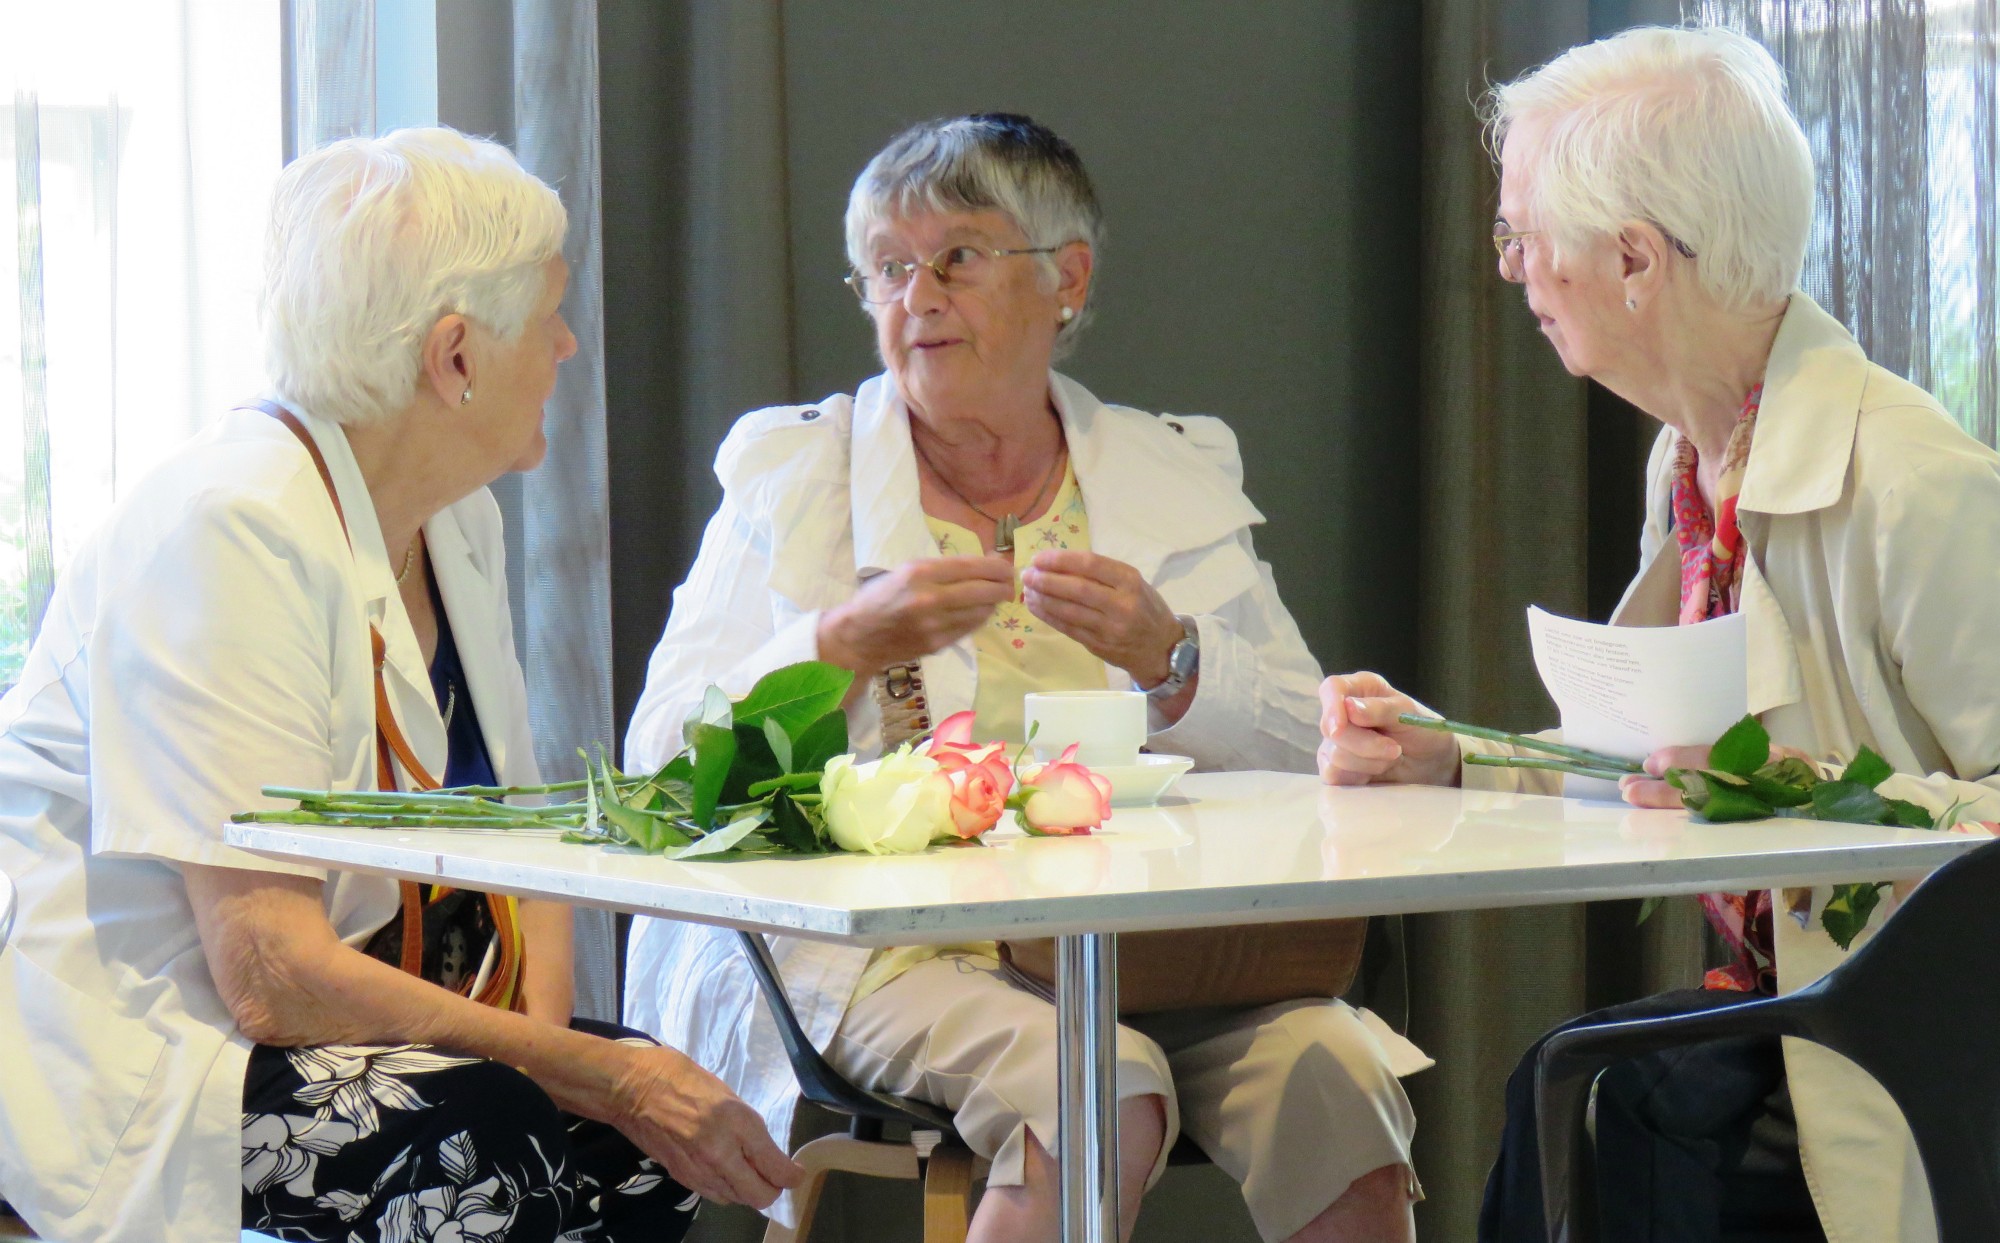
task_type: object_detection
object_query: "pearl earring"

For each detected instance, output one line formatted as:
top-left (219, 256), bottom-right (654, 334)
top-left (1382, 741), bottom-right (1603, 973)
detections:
top-left (1059, 306), bottom-right (1076, 324)
top-left (1625, 299), bottom-right (1637, 311)
top-left (460, 387), bottom-right (474, 405)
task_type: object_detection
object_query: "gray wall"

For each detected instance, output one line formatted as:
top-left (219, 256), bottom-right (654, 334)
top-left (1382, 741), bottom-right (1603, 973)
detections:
top-left (602, 1), bottom-right (1425, 737)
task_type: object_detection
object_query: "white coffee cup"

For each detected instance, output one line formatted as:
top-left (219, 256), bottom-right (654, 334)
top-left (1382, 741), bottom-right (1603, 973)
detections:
top-left (1022, 690), bottom-right (1147, 767)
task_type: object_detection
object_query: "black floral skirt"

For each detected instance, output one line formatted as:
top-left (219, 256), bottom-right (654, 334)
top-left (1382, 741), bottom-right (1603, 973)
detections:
top-left (241, 1018), bottom-right (698, 1243)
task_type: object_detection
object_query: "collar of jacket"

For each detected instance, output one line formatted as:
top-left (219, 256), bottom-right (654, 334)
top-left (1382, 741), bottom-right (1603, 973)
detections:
top-left (846, 370), bottom-right (1264, 582)
top-left (1735, 292), bottom-right (1869, 518)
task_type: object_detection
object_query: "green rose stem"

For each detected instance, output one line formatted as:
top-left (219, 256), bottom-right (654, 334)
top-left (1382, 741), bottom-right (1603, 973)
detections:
top-left (1462, 754), bottom-right (1638, 783)
top-left (1395, 713), bottom-right (1644, 774)
top-left (231, 809), bottom-right (574, 829)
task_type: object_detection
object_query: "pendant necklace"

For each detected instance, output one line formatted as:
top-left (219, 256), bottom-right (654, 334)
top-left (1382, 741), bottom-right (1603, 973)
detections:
top-left (914, 438), bottom-right (1066, 555)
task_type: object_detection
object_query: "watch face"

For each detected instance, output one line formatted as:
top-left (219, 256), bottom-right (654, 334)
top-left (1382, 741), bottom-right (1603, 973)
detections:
top-left (1169, 635), bottom-right (1199, 680)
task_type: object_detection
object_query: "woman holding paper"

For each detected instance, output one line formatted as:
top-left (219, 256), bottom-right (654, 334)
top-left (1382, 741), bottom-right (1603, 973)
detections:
top-left (1316, 25), bottom-right (2000, 1243)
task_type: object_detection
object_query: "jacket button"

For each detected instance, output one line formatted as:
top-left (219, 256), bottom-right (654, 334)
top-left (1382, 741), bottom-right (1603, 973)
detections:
top-left (800, 408), bottom-right (820, 421)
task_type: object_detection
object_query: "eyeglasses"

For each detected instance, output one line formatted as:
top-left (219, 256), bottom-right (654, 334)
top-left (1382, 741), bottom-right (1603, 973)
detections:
top-left (845, 243), bottom-right (1061, 304)
top-left (1491, 220), bottom-right (1697, 283)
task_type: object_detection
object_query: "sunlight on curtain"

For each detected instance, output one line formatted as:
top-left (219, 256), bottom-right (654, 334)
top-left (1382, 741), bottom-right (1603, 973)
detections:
top-left (1692, 0), bottom-right (2000, 447)
top-left (1, 2), bottom-right (282, 682)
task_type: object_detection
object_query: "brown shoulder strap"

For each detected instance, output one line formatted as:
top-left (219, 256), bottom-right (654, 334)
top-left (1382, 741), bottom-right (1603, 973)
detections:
top-left (253, 401), bottom-right (445, 977)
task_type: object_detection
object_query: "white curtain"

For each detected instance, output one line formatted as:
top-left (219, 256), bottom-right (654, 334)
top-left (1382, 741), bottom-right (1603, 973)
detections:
top-left (1, 2), bottom-right (283, 684)
top-left (1693, 0), bottom-right (2000, 447)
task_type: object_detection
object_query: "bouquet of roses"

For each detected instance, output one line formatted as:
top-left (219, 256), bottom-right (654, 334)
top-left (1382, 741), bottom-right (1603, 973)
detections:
top-left (1401, 710), bottom-right (1989, 948)
top-left (237, 662), bottom-right (1113, 859)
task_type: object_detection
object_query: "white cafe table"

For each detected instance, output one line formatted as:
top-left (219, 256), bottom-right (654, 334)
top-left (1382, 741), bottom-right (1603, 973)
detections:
top-left (225, 771), bottom-right (1984, 1243)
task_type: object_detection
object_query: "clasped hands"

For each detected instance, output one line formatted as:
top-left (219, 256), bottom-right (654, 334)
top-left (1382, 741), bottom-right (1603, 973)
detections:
top-left (816, 550), bottom-right (1183, 686)
top-left (1315, 672), bottom-right (1807, 808)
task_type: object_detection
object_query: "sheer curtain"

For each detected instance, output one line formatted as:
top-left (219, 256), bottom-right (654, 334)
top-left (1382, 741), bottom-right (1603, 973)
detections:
top-left (1692, 0), bottom-right (2000, 447)
top-left (2, 2), bottom-right (282, 685)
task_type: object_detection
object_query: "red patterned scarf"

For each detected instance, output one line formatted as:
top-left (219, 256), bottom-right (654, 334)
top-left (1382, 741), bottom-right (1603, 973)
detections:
top-left (1672, 386), bottom-right (1775, 993)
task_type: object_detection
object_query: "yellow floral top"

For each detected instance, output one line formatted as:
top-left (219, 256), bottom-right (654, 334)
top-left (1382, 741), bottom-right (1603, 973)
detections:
top-left (923, 462), bottom-right (1105, 744)
top-left (851, 464), bottom-right (1107, 1005)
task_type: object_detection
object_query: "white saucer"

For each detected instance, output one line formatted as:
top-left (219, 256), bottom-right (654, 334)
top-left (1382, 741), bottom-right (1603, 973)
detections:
top-left (1021, 753), bottom-right (1194, 807)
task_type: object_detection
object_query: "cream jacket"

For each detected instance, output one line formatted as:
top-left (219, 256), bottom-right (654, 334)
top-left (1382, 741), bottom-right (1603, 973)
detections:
top-left (1464, 293), bottom-right (2000, 1243)
top-left (623, 371), bottom-right (1336, 1223)
top-left (0, 406), bottom-right (538, 1243)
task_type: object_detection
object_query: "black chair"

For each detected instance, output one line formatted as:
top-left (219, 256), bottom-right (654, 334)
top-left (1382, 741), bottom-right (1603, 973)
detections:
top-left (1535, 837), bottom-right (2000, 1243)
top-left (734, 930), bottom-right (980, 1243)
top-left (734, 930), bottom-right (1214, 1241)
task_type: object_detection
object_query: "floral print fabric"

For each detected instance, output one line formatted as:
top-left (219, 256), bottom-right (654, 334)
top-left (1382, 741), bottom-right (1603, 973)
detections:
top-left (926, 462), bottom-right (1106, 744)
top-left (241, 1019), bottom-right (696, 1242)
top-left (1671, 386), bottom-right (1777, 994)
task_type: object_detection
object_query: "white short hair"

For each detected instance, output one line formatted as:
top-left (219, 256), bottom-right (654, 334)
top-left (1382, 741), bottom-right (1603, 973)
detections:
top-left (261, 127), bottom-right (567, 427)
top-left (1483, 25), bottom-right (1813, 310)
top-left (845, 114), bottom-right (1103, 356)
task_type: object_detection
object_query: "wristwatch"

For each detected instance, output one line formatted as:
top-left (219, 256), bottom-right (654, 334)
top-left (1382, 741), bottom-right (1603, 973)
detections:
top-left (1145, 615), bottom-right (1200, 698)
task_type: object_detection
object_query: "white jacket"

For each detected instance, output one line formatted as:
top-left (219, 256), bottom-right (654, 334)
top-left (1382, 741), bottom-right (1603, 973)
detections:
top-left (1465, 293), bottom-right (2000, 1243)
top-left (623, 372), bottom-right (1329, 1221)
top-left (0, 406), bottom-right (538, 1243)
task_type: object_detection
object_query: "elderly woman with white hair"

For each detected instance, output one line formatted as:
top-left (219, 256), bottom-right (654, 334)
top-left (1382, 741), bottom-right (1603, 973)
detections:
top-left (0, 128), bottom-right (799, 1243)
top-left (624, 113), bottom-right (1432, 1243)
top-left (1316, 26), bottom-right (2000, 1243)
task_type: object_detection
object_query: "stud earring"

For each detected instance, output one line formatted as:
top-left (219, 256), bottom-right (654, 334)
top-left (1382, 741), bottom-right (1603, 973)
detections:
top-left (1059, 306), bottom-right (1076, 324)
top-left (460, 387), bottom-right (474, 405)
top-left (1625, 299), bottom-right (1637, 311)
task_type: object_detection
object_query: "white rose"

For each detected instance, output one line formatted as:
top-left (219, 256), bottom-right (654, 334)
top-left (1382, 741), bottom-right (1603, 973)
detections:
top-left (821, 746), bottom-right (955, 855)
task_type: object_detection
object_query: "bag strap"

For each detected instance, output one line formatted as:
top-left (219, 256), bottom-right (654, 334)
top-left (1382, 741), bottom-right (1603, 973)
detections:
top-left (249, 401), bottom-right (522, 1001)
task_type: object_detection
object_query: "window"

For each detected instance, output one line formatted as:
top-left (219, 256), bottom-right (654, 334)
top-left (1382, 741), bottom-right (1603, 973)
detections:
top-left (2, 2), bottom-right (282, 684)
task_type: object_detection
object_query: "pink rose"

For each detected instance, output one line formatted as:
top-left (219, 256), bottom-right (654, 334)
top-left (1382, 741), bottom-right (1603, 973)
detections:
top-left (925, 711), bottom-right (1016, 840)
top-left (1018, 744), bottom-right (1114, 836)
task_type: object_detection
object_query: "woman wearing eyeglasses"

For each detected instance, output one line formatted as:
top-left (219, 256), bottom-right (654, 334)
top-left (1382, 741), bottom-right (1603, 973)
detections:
top-left (623, 114), bottom-right (1430, 1243)
top-left (1317, 26), bottom-right (2000, 1243)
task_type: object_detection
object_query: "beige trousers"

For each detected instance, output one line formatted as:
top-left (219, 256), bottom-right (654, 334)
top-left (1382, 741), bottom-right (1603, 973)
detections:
top-left (827, 952), bottom-right (1419, 1242)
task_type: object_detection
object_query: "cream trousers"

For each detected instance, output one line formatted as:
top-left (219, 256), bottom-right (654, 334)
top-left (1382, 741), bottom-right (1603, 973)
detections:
top-left (827, 952), bottom-right (1421, 1242)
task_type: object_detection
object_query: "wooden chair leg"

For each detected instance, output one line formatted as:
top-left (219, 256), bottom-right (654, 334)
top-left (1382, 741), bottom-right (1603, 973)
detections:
top-left (762, 1133), bottom-right (921, 1243)
top-left (922, 1141), bottom-right (976, 1243)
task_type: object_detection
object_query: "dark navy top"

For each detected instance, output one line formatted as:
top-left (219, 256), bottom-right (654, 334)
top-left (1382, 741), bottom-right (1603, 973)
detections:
top-left (427, 579), bottom-right (498, 790)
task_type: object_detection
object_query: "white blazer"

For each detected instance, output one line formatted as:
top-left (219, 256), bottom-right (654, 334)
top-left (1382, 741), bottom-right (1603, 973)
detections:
top-left (0, 406), bottom-right (539, 1243)
top-left (623, 372), bottom-right (1332, 1223)
top-left (1465, 293), bottom-right (2000, 1243)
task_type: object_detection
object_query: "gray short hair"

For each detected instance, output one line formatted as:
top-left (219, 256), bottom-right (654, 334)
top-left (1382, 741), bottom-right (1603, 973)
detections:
top-left (261, 127), bottom-right (567, 427)
top-left (1482, 25), bottom-right (1813, 310)
top-left (845, 114), bottom-right (1103, 354)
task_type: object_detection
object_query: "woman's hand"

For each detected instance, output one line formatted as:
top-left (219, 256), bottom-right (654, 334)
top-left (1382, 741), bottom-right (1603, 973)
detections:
top-left (1022, 550), bottom-right (1182, 684)
top-left (818, 555), bottom-right (1015, 677)
top-left (1619, 742), bottom-right (1813, 809)
top-left (1317, 672), bottom-right (1461, 788)
top-left (609, 1042), bottom-right (803, 1208)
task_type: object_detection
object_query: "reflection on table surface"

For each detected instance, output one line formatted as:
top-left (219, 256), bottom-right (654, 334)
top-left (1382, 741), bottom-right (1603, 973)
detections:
top-left (225, 771), bottom-right (1982, 945)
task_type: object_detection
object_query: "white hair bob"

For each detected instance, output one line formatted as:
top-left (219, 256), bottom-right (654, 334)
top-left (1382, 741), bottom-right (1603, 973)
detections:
top-left (1483, 25), bottom-right (1814, 311)
top-left (845, 113), bottom-right (1103, 355)
top-left (261, 127), bottom-right (567, 427)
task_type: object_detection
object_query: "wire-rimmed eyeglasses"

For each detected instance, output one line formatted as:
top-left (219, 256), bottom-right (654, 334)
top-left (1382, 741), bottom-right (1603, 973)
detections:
top-left (845, 243), bottom-right (1062, 305)
top-left (1491, 220), bottom-right (1697, 282)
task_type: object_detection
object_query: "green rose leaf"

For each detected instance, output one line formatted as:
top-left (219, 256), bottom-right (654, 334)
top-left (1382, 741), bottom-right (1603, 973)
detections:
top-left (1708, 714), bottom-right (1772, 778)
top-left (791, 709), bottom-right (851, 777)
top-left (1636, 895), bottom-right (1664, 925)
top-left (765, 790), bottom-right (827, 854)
top-left (1687, 778), bottom-right (1775, 823)
top-left (731, 662), bottom-right (854, 741)
top-left (1886, 797), bottom-right (1936, 830)
top-left (689, 687), bottom-right (737, 829)
top-left (666, 808), bottom-right (771, 860)
top-left (1811, 780), bottom-right (1895, 826)
top-left (1839, 746), bottom-right (1894, 791)
top-left (762, 716), bottom-right (794, 774)
top-left (1821, 881), bottom-right (1890, 950)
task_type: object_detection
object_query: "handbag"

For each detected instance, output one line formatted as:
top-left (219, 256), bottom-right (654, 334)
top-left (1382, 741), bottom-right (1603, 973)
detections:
top-left (875, 658), bottom-right (1365, 1014)
top-left (254, 400), bottom-right (525, 1011)
top-left (997, 920), bottom-right (1368, 1015)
